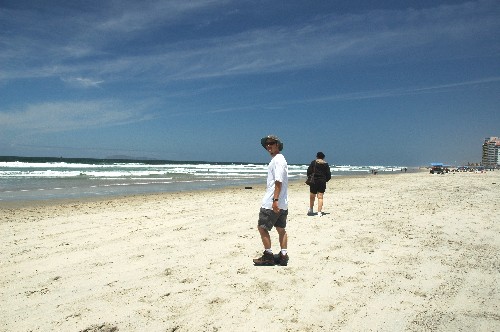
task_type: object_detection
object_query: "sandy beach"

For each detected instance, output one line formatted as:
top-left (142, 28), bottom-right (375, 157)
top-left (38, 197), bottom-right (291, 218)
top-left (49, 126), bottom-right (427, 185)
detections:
top-left (1, 171), bottom-right (499, 331)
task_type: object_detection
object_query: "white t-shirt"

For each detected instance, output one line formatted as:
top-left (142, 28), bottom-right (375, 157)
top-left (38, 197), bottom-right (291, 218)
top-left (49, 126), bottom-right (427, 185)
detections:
top-left (261, 153), bottom-right (288, 210)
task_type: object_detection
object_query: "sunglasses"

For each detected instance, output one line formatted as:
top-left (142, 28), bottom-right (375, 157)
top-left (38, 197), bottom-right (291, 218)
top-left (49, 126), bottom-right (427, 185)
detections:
top-left (265, 141), bottom-right (277, 146)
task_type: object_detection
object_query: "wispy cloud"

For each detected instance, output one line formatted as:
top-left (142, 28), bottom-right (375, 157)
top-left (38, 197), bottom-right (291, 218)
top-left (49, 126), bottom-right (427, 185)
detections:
top-left (203, 76), bottom-right (500, 112)
top-left (61, 77), bottom-right (104, 88)
top-left (173, 1), bottom-right (498, 79)
top-left (0, 100), bottom-right (155, 133)
top-left (96, 0), bottom-right (230, 33)
top-left (1, 0), bottom-right (497, 83)
top-left (410, 76), bottom-right (500, 92)
top-left (292, 76), bottom-right (500, 104)
top-left (0, 0), bottom-right (231, 81)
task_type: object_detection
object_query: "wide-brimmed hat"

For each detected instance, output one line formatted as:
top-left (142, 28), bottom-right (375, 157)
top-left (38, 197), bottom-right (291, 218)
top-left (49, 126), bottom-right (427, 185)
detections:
top-left (261, 135), bottom-right (283, 151)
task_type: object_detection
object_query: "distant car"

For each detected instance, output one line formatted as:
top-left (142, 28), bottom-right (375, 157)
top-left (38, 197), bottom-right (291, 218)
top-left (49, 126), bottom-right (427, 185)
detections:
top-left (430, 166), bottom-right (445, 174)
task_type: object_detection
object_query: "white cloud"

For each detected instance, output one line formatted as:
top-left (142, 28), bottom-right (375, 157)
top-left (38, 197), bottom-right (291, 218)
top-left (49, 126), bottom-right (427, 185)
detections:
top-left (0, 0), bottom-right (498, 83)
top-left (96, 0), bottom-right (230, 32)
top-left (86, 0), bottom-right (499, 81)
top-left (244, 76), bottom-right (500, 107)
top-left (410, 76), bottom-right (500, 92)
top-left (61, 77), bottom-right (104, 88)
top-left (0, 100), bottom-right (153, 133)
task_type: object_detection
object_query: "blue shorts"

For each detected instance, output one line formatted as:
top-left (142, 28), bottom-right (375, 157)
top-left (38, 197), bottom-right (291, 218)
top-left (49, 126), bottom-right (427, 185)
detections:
top-left (258, 208), bottom-right (288, 231)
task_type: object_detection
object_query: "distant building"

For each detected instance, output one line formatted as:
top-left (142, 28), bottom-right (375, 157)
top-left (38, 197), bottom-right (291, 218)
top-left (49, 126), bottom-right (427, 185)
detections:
top-left (482, 137), bottom-right (500, 167)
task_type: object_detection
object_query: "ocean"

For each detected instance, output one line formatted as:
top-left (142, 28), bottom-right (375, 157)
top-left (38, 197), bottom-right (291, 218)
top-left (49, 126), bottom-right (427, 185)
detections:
top-left (0, 156), bottom-right (408, 202)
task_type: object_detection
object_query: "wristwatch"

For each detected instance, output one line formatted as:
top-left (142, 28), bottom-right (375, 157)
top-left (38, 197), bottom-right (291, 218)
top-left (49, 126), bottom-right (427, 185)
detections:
top-left (273, 198), bottom-right (279, 202)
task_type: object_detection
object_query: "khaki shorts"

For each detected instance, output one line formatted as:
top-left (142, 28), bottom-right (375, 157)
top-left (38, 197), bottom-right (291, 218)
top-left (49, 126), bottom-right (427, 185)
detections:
top-left (258, 208), bottom-right (288, 231)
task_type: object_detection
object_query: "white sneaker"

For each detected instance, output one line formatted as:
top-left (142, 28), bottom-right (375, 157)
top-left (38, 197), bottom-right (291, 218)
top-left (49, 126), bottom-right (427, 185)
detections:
top-left (317, 212), bottom-right (323, 217)
top-left (307, 208), bottom-right (313, 215)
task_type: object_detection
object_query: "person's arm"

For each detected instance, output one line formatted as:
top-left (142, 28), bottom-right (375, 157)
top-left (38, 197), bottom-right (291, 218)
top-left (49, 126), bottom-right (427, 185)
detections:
top-left (272, 181), bottom-right (282, 213)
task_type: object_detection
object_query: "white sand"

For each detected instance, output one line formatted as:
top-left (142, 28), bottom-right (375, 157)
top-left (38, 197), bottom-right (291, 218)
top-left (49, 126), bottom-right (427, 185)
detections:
top-left (1, 171), bottom-right (499, 331)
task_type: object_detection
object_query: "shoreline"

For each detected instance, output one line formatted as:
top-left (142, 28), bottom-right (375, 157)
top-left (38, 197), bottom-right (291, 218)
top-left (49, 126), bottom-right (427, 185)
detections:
top-left (0, 180), bottom-right (272, 210)
top-left (1, 158), bottom-right (413, 204)
top-left (0, 171), bottom-right (417, 209)
top-left (2, 171), bottom-right (498, 331)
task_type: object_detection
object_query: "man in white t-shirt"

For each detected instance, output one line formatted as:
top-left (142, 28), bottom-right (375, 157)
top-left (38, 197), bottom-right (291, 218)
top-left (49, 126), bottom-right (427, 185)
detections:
top-left (253, 135), bottom-right (289, 266)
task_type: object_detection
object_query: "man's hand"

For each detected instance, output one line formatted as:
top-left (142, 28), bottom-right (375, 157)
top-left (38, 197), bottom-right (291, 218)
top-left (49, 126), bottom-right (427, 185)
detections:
top-left (273, 180), bottom-right (282, 214)
top-left (272, 200), bottom-right (280, 214)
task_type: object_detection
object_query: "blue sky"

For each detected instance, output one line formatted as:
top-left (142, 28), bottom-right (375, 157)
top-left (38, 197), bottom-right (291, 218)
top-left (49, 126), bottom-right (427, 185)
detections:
top-left (1, 0), bottom-right (499, 166)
